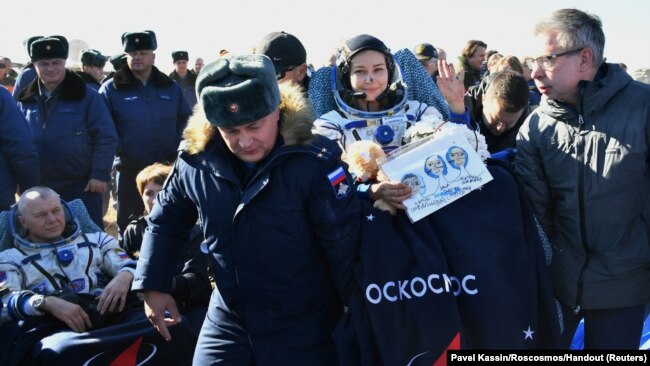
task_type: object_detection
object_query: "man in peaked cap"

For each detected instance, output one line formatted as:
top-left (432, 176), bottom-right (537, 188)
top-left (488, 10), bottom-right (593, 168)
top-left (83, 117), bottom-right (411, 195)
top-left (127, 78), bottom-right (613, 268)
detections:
top-left (133, 54), bottom-right (361, 365)
top-left (76, 49), bottom-right (108, 90)
top-left (99, 30), bottom-right (191, 236)
top-left (256, 31), bottom-right (310, 90)
top-left (14, 35), bottom-right (117, 228)
top-left (169, 50), bottom-right (197, 107)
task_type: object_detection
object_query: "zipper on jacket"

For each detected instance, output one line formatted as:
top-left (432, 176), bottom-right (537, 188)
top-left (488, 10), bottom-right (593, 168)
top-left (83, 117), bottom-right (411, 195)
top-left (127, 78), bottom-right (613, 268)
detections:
top-left (82, 234), bottom-right (95, 290)
top-left (573, 93), bottom-right (589, 313)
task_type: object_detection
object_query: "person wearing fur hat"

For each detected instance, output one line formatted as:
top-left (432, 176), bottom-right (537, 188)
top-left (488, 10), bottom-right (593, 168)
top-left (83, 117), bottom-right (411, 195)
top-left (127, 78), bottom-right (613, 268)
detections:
top-left (12, 36), bottom-right (43, 99)
top-left (168, 51), bottom-right (197, 108)
top-left (312, 34), bottom-right (468, 213)
top-left (76, 48), bottom-right (108, 90)
top-left (15, 35), bottom-right (117, 228)
top-left (133, 54), bottom-right (361, 365)
top-left (99, 30), bottom-right (192, 236)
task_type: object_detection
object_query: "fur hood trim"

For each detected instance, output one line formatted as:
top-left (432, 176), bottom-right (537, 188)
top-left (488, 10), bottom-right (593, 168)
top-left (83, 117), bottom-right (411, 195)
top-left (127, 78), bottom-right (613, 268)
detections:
top-left (17, 69), bottom-right (86, 102)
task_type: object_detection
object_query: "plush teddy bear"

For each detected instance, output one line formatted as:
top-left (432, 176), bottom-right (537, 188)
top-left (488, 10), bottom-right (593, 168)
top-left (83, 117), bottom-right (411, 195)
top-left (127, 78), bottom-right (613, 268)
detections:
top-left (344, 140), bottom-right (396, 214)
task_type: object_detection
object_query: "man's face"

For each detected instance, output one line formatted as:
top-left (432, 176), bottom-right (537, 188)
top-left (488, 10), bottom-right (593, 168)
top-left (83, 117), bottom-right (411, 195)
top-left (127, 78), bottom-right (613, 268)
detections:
top-left (34, 58), bottom-right (66, 88)
top-left (3, 58), bottom-right (12, 72)
top-left (278, 64), bottom-right (307, 85)
top-left (174, 59), bottom-right (188, 73)
top-left (481, 94), bottom-right (525, 136)
top-left (127, 50), bottom-right (155, 73)
top-left (195, 58), bottom-right (204, 73)
top-left (530, 32), bottom-right (584, 105)
top-left (469, 46), bottom-right (487, 71)
top-left (349, 50), bottom-right (389, 102)
top-left (141, 181), bottom-right (162, 214)
top-left (18, 195), bottom-right (66, 243)
top-left (83, 65), bottom-right (104, 82)
top-left (420, 59), bottom-right (438, 77)
top-left (218, 108), bottom-right (280, 163)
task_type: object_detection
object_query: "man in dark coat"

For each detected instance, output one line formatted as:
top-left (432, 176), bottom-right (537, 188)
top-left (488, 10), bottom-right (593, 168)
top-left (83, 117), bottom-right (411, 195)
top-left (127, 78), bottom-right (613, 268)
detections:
top-left (168, 51), bottom-right (197, 108)
top-left (466, 70), bottom-right (530, 155)
top-left (76, 49), bottom-right (108, 91)
top-left (15, 36), bottom-right (117, 227)
top-left (99, 30), bottom-right (191, 235)
top-left (133, 54), bottom-right (361, 365)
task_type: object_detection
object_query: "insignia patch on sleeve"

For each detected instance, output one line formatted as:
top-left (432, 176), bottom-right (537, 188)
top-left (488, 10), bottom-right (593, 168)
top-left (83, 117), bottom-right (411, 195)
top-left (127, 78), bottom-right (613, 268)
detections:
top-left (327, 166), bottom-right (351, 199)
top-left (31, 281), bottom-right (47, 294)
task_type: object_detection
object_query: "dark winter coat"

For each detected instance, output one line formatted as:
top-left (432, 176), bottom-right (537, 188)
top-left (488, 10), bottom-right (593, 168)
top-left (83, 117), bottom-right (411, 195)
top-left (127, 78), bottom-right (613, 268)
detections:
top-left (515, 63), bottom-right (650, 310)
top-left (99, 66), bottom-right (191, 172)
top-left (133, 85), bottom-right (361, 363)
top-left (16, 70), bottom-right (117, 189)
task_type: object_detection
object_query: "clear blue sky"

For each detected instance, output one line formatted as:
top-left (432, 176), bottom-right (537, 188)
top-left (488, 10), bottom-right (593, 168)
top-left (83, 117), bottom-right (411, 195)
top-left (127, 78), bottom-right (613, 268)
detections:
top-left (1, 0), bottom-right (648, 74)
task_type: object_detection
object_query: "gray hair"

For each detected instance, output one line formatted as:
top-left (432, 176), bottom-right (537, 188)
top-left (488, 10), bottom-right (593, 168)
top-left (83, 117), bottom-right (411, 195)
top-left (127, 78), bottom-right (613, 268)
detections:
top-left (17, 186), bottom-right (59, 215)
top-left (534, 8), bottom-right (605, 67)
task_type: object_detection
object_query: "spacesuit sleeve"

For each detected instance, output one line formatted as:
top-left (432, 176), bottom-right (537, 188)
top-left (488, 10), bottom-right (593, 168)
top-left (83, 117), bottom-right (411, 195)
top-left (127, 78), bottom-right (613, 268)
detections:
top-left (0, 255), bottom-right (37, 323)
top-left (96, 232), bottom-right (137, 277)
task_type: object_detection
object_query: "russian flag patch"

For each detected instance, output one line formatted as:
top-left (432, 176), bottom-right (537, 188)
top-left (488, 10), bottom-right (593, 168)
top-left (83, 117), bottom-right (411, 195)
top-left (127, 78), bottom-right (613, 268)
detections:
top-left (327, 166), bottom-right (350, 199)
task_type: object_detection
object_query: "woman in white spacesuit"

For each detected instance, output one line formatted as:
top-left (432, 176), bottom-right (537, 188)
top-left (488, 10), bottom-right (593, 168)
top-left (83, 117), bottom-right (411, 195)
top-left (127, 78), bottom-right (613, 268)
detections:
top-left (312, 34), bottom-right (468, 211)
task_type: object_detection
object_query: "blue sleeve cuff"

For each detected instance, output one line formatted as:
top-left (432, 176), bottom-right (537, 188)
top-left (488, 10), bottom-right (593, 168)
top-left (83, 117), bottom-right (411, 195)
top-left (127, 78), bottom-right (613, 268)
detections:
top-left (449, 108), bottom-right (470, 128)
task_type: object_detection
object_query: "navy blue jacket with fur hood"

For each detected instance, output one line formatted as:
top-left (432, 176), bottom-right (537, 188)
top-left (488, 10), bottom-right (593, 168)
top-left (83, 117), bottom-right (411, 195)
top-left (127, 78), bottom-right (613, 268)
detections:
top-left (133, 85), bottom-right (361, 356)
top-left (16, 70), bottom-right (117, 189)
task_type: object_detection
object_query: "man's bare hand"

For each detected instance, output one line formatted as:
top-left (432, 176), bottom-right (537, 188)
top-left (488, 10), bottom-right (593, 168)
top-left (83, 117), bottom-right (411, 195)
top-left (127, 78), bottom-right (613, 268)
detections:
top-left (44, 296), bottom-right (92, 332)
top-left (84, 179), bottom-right (108, 193)
top-left (436, 60), bottom-right (466, 114)
top-left (97, 271), bottom-right (133, 314)
top-left (144, 291), bottom-right (182, 341)
top-left (370, 181), bottom-right (412, 211)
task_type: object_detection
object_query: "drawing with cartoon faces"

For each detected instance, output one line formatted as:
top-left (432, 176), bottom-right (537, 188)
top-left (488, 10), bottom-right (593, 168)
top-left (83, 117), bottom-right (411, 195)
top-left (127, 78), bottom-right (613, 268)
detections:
top-left (424, 155), bottom-right (448, 178)
top-left (421, 155), bottom-right (447, 196)
top-left (445, 146), bottom-right (471, 182)
top-left (401, 173), bottom-right (426, 196)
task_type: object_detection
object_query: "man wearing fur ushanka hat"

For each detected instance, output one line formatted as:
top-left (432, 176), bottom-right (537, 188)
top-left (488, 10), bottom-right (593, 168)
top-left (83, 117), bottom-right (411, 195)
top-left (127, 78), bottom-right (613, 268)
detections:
top-left (133, 54), bottom-right (361, 365)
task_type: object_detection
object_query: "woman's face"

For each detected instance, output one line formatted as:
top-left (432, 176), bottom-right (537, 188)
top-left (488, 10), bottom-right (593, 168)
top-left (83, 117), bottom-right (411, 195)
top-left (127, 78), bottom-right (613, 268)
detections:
top-left (349, 50), bottom-right (389, 102)
top-left (142, 181), bottom-right (163, 215)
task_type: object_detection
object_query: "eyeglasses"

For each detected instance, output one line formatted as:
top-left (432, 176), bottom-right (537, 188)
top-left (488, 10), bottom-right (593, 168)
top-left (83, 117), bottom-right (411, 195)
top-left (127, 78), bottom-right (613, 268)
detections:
top-left (420, 59), bottom-right (438, 66)
top-left (524, 48), bottom-right (584, 71)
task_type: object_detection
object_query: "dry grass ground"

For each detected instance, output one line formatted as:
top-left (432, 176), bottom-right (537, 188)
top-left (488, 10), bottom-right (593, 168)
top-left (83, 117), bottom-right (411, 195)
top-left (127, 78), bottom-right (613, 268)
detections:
top-left (103, 196), bottom-right (119, 239)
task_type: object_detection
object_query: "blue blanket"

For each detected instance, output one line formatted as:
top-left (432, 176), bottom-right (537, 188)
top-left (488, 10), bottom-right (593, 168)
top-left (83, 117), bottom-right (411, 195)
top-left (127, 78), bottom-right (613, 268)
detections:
top-left (336, 163), bottom-right (560, 364)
